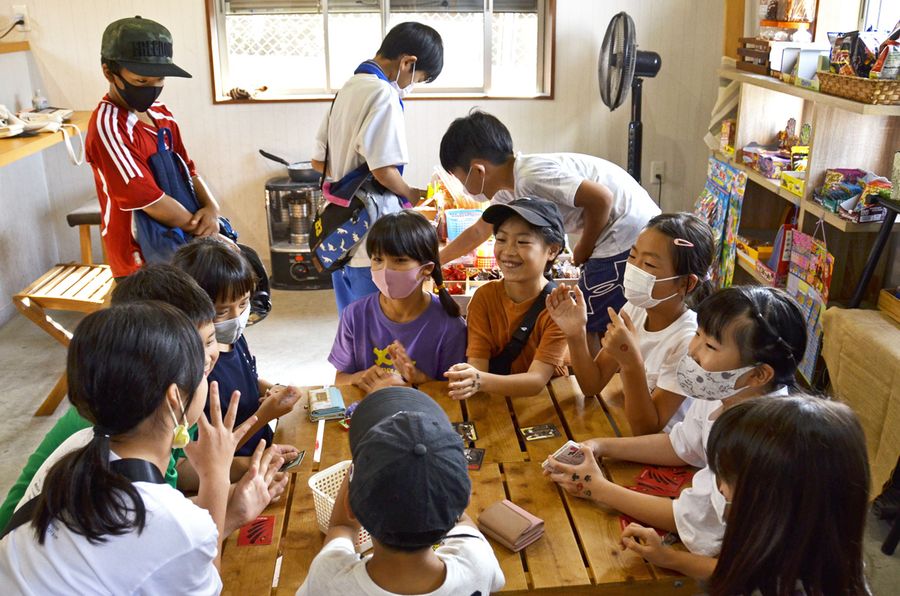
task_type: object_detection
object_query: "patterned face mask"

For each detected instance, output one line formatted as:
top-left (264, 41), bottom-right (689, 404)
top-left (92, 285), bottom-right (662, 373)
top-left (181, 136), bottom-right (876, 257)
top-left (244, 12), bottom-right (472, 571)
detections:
top-left (675, 354), bottom-right (757, 401)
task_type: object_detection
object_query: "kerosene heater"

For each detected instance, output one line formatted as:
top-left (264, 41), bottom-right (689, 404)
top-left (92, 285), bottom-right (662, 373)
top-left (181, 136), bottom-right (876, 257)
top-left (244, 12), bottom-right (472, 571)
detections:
top-left (265, 177), bottom-right (333, 290)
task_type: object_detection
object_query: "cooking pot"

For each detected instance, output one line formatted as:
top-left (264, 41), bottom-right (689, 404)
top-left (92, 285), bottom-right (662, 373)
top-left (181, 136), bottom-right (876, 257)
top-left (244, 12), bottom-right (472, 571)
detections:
top-left (259, 149), bottom-right (320, 183)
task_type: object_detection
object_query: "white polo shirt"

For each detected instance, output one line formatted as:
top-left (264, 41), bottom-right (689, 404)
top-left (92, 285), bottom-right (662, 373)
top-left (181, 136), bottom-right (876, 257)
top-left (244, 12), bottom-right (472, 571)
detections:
top-left (492, 153), bottom-right (660, 259)
top-left (313, 72), bottom-right (409, 267)
top-left (669, 386), bottom-right (789, 556)
top-left (0, 430), bottom-right (221, 595)
top-left (620, 302), bottom-right (698, 432)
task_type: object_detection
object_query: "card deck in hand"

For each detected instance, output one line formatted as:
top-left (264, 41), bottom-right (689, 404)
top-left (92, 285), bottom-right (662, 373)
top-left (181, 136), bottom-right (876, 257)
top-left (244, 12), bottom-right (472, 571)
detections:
top-left (520, 423), bottom-right (561, 441)
top-left (541, 440), bottom-right (584, 472)
top-left (237, 516), bottom-right (275, 546)
top-left (464, 447), bottom-right (485, 470)
top-left (452, 422), bottom-right (478, 442)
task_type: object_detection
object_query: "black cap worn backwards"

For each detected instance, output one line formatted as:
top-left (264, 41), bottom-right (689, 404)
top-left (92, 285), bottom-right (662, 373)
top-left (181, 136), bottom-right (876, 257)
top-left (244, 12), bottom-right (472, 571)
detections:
top-left (101, 16), bottom-right (191, 78)
top-left (482, 197), bottom-right (566, 243)
top-left (347, 387), bottom-right (471, 550)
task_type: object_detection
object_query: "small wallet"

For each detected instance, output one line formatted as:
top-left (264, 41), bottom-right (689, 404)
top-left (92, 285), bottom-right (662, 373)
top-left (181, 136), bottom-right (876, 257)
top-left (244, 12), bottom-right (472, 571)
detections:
top-left (477, 499), bottom-right (544, 552)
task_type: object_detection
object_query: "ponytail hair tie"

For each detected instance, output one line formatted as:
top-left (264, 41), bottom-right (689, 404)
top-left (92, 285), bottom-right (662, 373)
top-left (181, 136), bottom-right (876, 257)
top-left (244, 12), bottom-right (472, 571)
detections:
top-left (93, 426), bottom-right (112, 439)
top-left (433, 283), bottom-right (445, 294)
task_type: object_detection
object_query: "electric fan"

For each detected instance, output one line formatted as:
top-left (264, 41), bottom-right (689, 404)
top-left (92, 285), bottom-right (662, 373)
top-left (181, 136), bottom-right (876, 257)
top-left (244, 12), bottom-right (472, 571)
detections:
top-left (598, 12), bottom-right (661, 183)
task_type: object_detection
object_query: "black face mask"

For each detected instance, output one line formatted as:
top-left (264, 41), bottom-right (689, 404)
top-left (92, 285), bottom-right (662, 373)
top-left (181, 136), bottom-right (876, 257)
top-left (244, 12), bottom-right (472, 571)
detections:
top-left (113, 73), bottom-right (163, 112)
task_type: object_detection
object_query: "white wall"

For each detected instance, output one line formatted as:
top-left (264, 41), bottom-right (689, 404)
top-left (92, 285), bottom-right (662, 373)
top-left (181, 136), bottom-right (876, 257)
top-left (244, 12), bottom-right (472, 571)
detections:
top-left (0, 0), bottom-right (724, 324)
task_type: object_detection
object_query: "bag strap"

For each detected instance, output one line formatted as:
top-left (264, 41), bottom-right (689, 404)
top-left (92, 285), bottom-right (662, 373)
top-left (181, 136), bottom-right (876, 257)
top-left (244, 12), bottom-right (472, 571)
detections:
top-left (489, 281), bottom-right (557, 375)
top-left (1, 458), bottom-right (165, 539)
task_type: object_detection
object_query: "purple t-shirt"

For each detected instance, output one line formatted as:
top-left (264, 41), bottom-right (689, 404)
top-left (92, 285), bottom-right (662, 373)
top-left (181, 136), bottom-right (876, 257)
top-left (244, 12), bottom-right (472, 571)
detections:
top-left (328, 293), bottom-right (467, 380)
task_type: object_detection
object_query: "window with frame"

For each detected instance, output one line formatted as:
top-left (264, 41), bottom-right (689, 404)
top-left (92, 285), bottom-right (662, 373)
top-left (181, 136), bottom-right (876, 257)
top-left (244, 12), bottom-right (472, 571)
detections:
top-left (207, 0), bottom-right (555, 101)
top-left (861, 0), bottom-right (900, 32)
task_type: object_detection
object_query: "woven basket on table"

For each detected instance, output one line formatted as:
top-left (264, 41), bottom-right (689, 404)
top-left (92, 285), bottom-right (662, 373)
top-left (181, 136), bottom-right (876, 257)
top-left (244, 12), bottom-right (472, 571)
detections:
top-left (817, 72), bottom-right (900, 105)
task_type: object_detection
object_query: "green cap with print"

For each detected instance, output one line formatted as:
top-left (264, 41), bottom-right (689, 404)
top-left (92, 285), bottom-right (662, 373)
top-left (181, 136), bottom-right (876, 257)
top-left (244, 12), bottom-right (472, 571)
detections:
top-left (101, 16), bottom-right (192, 78)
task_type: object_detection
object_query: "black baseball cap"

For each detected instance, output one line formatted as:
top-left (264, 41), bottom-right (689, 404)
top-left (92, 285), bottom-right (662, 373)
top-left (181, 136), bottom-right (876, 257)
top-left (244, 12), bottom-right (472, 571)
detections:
top-left (348, 387), bottom-right (471, 550)
top-left (101, 17), bottom-right (192, 78)
top-left (483, 197), bottom-right (566, 243)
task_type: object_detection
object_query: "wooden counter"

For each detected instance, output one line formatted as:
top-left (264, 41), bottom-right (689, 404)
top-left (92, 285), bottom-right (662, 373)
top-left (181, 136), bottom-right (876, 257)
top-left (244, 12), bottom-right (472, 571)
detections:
top-left (0, 111), bottom-right (91, 168)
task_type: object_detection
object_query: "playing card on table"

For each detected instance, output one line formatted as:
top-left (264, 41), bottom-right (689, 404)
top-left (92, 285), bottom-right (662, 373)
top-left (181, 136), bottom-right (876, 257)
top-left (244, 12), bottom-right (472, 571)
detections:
top-left (634, 466), bottom-right (694, 498)
top-left (238, 516), bottom-right (275, 546)
top-left (520, 423), bottom-right (561, 442)
top-left (464, 447), bottom-right (485, 471)
top-left (452, 422), bottom-right (478, 442)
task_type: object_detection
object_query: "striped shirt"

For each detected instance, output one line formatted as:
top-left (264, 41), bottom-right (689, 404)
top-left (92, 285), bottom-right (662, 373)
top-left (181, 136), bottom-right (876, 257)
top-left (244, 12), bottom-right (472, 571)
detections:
top-left (85, 96), bottom-right (196, 277)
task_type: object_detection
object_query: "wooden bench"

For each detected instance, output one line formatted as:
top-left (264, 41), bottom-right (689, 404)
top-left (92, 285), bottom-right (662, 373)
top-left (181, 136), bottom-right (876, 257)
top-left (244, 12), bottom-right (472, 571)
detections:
top-left (12, 200), bottom-right (112, 416)
top-left (220, 379), bottom-right (698, 595)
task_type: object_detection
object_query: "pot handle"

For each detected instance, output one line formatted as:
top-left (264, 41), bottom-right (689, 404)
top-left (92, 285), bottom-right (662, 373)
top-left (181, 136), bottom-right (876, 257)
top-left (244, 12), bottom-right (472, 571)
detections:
top-left (259, 149), bottom-right (290, 166)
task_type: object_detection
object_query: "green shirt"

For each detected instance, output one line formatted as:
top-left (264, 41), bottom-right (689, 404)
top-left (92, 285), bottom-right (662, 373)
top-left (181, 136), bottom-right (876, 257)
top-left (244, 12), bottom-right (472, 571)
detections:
top-left (0, 407), bottom-right (184, 530)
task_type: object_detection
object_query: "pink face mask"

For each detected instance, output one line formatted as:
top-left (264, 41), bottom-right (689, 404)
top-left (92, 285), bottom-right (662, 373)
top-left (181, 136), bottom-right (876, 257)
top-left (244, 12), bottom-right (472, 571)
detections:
top-left (372, 263), bottom-right (432, 300)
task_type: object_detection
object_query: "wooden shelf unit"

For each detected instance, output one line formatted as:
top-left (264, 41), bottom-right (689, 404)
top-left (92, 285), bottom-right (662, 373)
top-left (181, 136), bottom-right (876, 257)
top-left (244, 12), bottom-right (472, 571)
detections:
top-left (722, 68), bottom-right (900, 301)
top-left (0, 111), bottom-right (92, 168)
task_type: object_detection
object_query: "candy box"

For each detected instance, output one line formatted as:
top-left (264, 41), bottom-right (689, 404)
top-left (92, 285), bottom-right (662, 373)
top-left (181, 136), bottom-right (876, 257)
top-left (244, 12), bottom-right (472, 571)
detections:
top-left (781, 170), bottom-right (806, 197)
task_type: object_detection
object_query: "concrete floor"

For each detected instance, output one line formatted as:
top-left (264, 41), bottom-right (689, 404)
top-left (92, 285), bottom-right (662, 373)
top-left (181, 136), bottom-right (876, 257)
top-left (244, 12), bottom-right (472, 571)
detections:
top-left (0, 288), bottom-right (897, 592)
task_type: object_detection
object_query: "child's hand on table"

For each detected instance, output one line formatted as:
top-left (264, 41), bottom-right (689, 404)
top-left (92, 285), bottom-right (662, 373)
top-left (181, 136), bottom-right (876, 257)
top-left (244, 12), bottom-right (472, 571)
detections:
top-left (258, 384), bottom-right (302, 419)
top-left (545, 444), bottom-right (608, 502)
top-left (358, 365), bottom-right (406, 394)
top-left (620, 523), bottom-right (673, 567)
top-left (601, 307), bottom-right (642, 369)
top-left (445, 363), bottom-right (482, 400)
top-left (388, 340), bottom-right (430, 386)
top-left (545, 283), bottom-right (588, 338)
top-left (224, 441), bottom-right (283, 535)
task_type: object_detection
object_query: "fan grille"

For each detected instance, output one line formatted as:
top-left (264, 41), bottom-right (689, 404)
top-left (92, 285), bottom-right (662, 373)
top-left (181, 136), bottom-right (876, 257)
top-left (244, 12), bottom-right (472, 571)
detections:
top-left (598, 12), bottom-right (636, 111)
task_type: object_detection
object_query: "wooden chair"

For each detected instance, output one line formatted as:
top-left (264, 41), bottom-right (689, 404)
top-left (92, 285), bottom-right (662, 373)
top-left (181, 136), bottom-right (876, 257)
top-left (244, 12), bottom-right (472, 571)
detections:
top-left (12, 200), bottom-right (113, 416)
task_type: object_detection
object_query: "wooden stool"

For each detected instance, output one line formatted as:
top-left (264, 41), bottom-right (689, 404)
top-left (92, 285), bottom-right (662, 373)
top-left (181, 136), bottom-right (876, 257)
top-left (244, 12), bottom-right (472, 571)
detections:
top-left (12, 200), bottom-right (113, 416)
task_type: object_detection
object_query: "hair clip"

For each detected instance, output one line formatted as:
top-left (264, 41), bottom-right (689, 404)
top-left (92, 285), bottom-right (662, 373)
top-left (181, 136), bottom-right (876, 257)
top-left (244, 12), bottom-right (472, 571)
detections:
top-left (673, 238), bottom-right (695, 248)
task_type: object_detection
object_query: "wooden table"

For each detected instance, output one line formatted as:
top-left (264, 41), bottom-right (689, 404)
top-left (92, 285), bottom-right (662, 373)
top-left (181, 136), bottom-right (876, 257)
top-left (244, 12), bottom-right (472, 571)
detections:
top-left (220, 378), bottom-right (697, 595)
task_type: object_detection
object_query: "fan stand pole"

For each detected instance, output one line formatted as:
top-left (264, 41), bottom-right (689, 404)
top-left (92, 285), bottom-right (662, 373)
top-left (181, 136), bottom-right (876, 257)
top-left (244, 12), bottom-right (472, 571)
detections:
top-left (627, 78), bottom-right (643, 184)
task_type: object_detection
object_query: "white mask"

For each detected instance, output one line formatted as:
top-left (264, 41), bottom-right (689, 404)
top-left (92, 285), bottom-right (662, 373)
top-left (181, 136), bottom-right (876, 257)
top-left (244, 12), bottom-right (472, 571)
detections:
top-left (463, 165), bottom-right (489, 202)
top-left (675, 353), bottom-right (756, 401)
top-left (214, 305), bottom-right (251, 345)
top-left (391, 62), bottom-right (416, 98)
top-left (710, 481), bottom-right (732, 525)
top-left (622, 262), bottom-right (681, 309)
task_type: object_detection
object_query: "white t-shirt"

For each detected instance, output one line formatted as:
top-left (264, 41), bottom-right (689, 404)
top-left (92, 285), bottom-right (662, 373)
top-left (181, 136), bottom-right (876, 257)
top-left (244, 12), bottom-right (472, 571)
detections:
top-left (17, 428), bottom-right (93, 508)
top-left (296, 525), bottom-right (505, 596)
top-left (313, 72), bottom-right (409, 267)
top-left (669, 386), bottom-right (790, 556)
top-left (619, 303), bottom-right (697, 433)
top-left (0, 429), bottom-right (221, 595)
top-left (492, 153), bottom-right (660, 259)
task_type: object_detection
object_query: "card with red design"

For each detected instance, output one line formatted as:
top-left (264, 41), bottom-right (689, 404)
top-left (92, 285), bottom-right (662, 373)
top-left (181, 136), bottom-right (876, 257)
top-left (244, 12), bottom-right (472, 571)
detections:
top-left (238, 516), bottom-right (275, 546)
top-left (634, 466), bottom-right (694, 498)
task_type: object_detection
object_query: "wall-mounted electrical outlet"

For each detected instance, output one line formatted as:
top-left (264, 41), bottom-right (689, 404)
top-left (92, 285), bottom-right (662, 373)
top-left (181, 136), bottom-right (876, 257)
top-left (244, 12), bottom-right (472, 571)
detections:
top-left (12, 4), bottom-right (30, 32)
top-left (650, 161), bottom-right (665, 180)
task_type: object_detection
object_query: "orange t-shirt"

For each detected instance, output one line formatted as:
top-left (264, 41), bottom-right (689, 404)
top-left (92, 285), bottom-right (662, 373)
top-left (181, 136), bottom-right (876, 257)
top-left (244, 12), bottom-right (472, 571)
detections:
top-left (465, 281), bottom-right (569, 376)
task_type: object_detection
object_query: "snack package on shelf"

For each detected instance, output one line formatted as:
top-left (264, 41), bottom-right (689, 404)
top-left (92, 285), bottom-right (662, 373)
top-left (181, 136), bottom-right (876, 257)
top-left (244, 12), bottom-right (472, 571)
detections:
top-left (829, 30), bottom-right (888, 77)
top-left (812, 168), bottom-right (892, 223)
top-left (870, 40), bottom-right (900, 80)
